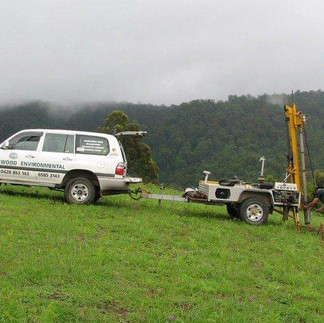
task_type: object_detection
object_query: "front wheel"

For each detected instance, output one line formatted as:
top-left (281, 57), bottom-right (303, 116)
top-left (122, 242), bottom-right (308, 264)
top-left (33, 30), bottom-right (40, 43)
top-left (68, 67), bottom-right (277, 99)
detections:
top-left (94, 188), bottom-right (101, 203)
top-left (65, 177), bottom-right (96, 204)
top-left (239, 197), bottom-right (269, 225)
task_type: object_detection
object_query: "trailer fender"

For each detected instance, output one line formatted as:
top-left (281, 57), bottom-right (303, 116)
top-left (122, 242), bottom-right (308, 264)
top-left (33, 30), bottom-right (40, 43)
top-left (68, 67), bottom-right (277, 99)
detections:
top-left (238, 191), bottom-right (274, 213)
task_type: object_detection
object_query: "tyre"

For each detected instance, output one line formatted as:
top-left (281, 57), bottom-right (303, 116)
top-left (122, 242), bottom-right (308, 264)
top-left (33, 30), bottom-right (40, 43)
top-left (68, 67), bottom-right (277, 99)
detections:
top-left (65, 177), bottom-right (96, 204)
top-left (239, 197), bottom-right (269, 225)
top-left (226, 204), bottom-right (240, 219)
top-left (94, 188), bottom-right (101, 203)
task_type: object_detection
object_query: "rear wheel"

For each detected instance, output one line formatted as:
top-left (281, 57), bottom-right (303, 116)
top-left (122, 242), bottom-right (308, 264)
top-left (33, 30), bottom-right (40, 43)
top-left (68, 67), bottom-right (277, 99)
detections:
top-left (239, 197), bottom-right (269, 225)
top-left (65, 177), bottom-right (96, 204)
top-left (226, 204), bottom-right (240, 219)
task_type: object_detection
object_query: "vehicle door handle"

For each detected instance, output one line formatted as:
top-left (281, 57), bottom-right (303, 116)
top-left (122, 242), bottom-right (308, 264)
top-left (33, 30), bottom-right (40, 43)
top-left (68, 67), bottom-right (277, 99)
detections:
top-left (25, 155), bottom-right (35, 158)
top-left (63, 157), bottom-right (73, 161)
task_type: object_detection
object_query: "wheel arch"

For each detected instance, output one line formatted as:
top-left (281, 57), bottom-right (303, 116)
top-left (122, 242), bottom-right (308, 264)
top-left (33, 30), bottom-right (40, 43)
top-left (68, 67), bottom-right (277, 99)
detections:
top-left (61, 169), bottom-right (100, 188)
top-left (238, 190), bottom-right (273, 210)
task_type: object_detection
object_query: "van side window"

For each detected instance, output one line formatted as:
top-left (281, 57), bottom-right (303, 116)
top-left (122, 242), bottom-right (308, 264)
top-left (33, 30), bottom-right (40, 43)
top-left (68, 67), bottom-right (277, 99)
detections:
top-left (76, 135), bottom-right (109, 155)
top-left (43, 134), bottom-right (75, 153)
top-left (8, 131), bottom-right (43, 151)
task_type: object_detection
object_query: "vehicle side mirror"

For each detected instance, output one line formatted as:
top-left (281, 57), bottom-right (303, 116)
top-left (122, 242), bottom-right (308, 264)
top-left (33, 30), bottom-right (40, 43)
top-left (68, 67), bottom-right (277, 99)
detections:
top-left (1, 141), bottom-right (10, 149)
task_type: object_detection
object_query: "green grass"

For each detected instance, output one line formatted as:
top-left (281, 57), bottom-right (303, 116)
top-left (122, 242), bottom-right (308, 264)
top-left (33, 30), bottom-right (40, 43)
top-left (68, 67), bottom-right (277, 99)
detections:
top-left (0, 184), bottom-right (324, 322)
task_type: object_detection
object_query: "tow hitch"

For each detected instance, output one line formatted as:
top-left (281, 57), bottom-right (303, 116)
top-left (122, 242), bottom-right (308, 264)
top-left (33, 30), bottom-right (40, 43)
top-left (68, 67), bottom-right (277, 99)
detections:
top-left (128, 187), bottom-right (188, 203)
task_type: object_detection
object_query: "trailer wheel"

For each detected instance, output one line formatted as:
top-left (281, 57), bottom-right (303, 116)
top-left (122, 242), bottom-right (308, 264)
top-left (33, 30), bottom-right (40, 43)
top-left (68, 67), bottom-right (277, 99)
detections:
top-left (226, 204), bottom-right (240, 219)
top-left (240, 197), bottom-right (269, 225)
top-left (65, 177), bottom-right (96, 204)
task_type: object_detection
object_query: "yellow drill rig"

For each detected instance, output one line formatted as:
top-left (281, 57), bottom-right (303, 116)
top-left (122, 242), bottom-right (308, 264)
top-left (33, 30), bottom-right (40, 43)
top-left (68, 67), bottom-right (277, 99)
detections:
top-left (284, 103), bottom-right (311, 230)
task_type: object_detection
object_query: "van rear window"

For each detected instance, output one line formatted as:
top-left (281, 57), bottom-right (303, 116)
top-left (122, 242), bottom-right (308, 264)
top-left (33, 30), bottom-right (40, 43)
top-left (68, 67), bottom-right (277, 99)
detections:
top-left (76, 135), bottom-right (109, 155)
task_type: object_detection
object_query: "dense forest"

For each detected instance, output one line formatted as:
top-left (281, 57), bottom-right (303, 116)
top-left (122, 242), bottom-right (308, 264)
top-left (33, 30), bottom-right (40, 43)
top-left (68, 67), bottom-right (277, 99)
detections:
top-left (1, 90), bottom-right (324, 187)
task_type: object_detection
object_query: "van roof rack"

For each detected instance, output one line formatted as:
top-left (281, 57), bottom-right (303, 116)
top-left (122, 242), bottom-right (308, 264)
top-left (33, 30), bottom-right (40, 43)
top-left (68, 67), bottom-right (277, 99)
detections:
top-left (115, 131), bottom-right (147, 137)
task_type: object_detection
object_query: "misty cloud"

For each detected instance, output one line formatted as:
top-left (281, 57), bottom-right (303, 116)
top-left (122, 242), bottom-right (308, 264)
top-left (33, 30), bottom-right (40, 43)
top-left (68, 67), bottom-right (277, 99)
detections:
top-left (1, 0), bottom-right (324, 105)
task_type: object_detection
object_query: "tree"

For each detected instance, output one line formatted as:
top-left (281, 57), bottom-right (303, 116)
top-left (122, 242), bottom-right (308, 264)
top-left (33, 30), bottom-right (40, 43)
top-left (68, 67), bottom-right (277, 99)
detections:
top-left (314, 169), bottom-right (324, 186)
top-left (264, 175), bottom-right (276, 183)
top-left (97, 110), bottom-right (159, 183)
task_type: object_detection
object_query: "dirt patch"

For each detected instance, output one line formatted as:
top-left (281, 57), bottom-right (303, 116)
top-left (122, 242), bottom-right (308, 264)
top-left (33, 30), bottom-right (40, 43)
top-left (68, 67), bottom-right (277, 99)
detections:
top-left (101, 299), bottom-right (130, 319)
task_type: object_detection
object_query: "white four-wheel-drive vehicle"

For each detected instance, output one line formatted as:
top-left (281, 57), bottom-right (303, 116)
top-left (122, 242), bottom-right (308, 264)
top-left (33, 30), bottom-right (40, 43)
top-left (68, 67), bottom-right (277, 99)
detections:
top-left (0, 129), bottom-right (144, 204)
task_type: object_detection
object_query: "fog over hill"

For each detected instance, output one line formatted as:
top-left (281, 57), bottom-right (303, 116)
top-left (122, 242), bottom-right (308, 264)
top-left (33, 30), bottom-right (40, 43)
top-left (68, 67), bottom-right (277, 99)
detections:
top-left (0, 90), bottom-right (323, 186)
top-left (1, 1), bottom-right (324, 105)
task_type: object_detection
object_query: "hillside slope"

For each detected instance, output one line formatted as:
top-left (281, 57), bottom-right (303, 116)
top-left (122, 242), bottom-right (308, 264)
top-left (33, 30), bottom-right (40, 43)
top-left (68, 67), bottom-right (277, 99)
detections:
top-left (0, 185), bottom-right (323, 321)
top-left (1, 90), bottom-right (324, 186)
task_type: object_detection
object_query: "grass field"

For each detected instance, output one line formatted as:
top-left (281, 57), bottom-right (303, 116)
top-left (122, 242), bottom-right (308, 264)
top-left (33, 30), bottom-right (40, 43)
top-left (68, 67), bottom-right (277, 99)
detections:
top-left (0, 184), bottom-right (324, 322)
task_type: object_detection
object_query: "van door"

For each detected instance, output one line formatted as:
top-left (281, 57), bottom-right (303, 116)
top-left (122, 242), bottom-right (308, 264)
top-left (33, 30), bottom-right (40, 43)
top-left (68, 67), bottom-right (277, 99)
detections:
top-left (0, 131), bottom-right (43, 182)
top-left (36, 132), bottom-right (75, 184)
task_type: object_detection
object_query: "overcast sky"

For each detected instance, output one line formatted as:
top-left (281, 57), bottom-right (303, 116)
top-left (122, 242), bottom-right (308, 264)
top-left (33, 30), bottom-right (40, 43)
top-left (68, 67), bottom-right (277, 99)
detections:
top-left (0, 0), bottom-right (323, 105)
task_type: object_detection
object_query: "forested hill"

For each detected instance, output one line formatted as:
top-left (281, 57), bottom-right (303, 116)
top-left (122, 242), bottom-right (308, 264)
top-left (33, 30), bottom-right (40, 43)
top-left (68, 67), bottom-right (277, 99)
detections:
top-left (1, 90), bottom-right (324, 187)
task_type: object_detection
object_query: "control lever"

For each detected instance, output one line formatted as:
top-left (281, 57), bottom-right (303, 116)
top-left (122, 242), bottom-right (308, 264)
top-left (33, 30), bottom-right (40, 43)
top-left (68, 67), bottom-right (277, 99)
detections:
top-left (203, 170), bottom-right (211, 183)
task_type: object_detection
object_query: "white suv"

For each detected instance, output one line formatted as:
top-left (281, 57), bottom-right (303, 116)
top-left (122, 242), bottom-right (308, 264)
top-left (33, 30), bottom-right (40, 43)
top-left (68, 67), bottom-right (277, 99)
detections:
top-left (0, 129), bottom-right (143, 204)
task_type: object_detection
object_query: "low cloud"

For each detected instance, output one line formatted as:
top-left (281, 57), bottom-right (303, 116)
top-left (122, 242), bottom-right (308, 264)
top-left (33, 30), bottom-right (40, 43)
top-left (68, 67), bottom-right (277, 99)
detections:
top-left (1, 0), bottom-right (324, 105)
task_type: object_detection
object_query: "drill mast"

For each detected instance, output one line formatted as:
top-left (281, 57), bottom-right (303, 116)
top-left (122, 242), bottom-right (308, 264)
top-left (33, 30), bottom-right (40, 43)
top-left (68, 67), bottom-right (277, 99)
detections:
top-left (284, 103), bottom-right (310, 226)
